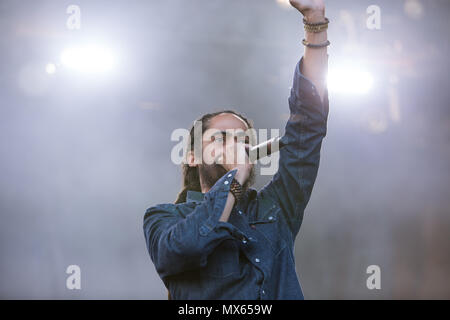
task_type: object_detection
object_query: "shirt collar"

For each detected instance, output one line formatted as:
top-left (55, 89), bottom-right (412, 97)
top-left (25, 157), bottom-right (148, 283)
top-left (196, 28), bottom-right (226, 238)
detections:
top-left (186, 190), bottom-right (205, 203)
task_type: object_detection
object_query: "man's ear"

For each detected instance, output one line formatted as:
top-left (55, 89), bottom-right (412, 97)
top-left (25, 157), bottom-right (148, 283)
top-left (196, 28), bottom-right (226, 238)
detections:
top-left (187, 151), bottom-right (197, 168)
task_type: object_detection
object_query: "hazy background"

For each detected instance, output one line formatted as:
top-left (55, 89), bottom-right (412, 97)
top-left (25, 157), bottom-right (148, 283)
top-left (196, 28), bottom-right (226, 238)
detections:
top-left (0, 0), bottom-right (449, 299)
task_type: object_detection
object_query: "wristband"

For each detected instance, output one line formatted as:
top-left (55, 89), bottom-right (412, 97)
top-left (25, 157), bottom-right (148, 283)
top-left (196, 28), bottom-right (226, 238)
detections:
top-left (302, 39), bottom-right (330, 48)
top-left (303, 17), bottom-right (329, 33)
top-left (229, 178), bottom-right (243, 202)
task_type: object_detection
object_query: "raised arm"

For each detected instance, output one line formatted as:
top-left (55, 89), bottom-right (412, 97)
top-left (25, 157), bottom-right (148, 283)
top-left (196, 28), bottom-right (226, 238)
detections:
top-left (290, 0), bottom-right (328, 103)
top-left (259, 0), bottom-right (329, 237)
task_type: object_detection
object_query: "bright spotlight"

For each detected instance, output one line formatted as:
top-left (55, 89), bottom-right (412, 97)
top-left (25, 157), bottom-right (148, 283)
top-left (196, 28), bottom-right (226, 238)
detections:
top-left (60, 46), bottom-right (116, 73)
top-left (45, 63), bottom-right (56, 74)
top-left (327, 67), bottom-right (374, 95)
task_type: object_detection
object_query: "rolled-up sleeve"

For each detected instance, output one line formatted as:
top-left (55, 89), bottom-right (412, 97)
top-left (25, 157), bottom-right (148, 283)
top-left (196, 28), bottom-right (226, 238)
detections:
top-left (260, 57), bottom-right (329, 237)
top-left (143, 169), bottom-right (248, 279)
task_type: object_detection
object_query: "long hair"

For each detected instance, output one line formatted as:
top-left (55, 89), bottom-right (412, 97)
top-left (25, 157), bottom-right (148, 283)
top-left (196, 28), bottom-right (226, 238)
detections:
top-left (174, 110), bottom-right (253, 204)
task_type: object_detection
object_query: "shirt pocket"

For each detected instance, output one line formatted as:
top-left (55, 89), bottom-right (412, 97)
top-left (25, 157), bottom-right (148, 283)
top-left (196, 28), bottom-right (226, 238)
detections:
top-left (204, 239), bottom-right (242, 278)
top-left (249, 205), bottom-right (287, 255)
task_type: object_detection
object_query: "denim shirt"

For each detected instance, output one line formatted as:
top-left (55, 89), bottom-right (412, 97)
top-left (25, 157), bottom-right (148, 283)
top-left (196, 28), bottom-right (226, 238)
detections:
top-left (143, 57), bottom-right (329, 300)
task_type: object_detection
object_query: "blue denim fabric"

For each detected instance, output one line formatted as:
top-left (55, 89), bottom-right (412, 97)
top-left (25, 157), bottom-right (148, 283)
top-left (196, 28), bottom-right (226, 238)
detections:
top-left (143, 57), bottom-right (329, 299)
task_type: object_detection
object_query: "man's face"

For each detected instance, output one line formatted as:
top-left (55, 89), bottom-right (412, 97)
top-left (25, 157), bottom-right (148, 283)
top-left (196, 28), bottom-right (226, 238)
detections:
top-left (190, 113), bottom-right (255, 190)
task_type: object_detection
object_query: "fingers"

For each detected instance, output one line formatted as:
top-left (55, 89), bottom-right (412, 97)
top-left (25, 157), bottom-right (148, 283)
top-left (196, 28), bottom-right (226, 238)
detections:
top-left (234, 141), bottom-right (249, 165)
top-left (226, 141), bottom-right (250, 166)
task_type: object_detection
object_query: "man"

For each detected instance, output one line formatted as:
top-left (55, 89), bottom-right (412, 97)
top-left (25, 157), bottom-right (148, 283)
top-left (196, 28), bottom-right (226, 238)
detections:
top-left (143, 0), bottom-right (329, 299)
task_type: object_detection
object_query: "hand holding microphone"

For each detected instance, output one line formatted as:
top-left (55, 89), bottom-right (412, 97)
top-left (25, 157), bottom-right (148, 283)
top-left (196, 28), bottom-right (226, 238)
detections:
top-left (215, 135), bottom-right (285, 185)
top-left (216, 139), bottom-right (253, 186)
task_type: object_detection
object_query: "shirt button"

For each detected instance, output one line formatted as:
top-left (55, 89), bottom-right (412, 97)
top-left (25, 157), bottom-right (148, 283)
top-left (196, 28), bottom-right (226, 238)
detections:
top-left (255, 258), bottom-right (260, 263)
top-left (238, 210), bottom-right (243, 215)
top-left (268, 216), bottom-right (273, 220)
top-left (227, 174), bottom-right (232, 178)
top-left (224, 181), bottom-right (229, 185)
top-left (242, 239), bottom-right (247, 244)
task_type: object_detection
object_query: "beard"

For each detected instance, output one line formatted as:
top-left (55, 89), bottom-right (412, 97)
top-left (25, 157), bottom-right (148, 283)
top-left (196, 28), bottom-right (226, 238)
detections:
top-left (198, 164), bottom-right (256, 192)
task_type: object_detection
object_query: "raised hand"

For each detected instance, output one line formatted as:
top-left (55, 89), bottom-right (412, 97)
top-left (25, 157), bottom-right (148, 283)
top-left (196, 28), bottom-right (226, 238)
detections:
top-left (289, 0), bottom-right (325, 23)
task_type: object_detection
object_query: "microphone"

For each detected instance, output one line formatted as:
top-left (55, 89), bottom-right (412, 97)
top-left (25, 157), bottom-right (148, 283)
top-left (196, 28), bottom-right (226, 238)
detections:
top-left (247, 136), bottom-right (285, 160)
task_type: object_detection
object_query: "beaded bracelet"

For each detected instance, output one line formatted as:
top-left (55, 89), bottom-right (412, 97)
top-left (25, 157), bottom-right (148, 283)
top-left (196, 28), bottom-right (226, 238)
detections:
top-left (303, 17), bottom-right (330, 26)
top-left (303, 17), bottom-right (329, 33)
top-left (230, 178), bottom-right (243, 202)
top-left (302, 39), bottom-right (331, 48)
top-left (304, 23), bottom-right (328, 33)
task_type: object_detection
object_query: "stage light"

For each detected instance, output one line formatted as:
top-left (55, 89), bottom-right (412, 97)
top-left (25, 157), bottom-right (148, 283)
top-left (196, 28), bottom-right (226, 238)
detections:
top-left (60, 45), bottom-right (116, 73)
top-left (327, 67), bottom-right (374, 95)
top-left (45, 63), bottom-right (56, 74)
top-left (404, 0), bottom-right (423, 20)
